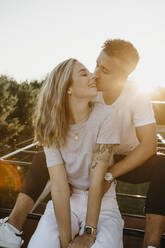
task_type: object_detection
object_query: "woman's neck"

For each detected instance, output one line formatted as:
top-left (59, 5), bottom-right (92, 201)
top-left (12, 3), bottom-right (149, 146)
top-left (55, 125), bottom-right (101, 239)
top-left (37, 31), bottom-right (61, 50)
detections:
top-left (68, 97), bottom-right (91, 125)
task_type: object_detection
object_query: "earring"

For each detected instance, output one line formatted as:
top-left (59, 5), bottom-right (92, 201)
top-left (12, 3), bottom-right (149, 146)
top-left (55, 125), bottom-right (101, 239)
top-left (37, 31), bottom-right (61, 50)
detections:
top-left (67, 88), bottom-right (72, 95)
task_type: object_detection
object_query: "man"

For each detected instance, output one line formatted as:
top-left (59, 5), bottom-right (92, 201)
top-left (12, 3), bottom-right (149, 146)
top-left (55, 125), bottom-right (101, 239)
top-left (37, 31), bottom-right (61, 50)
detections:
top-left (69, 40), bottom-right (165, 248)
top-left (0, 39), bottom-right (165, 248)
top-left (94, 39), bottom-right (165, 248)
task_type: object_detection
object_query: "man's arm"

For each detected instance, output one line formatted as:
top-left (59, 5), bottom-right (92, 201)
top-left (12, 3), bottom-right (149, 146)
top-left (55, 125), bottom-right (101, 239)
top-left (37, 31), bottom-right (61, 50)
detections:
top-left (69, 144), bottom-right (113, 248)
top-left (108, 123), bottom-right (157, 179)
top-left (48, 165), bottom-right (72, 248)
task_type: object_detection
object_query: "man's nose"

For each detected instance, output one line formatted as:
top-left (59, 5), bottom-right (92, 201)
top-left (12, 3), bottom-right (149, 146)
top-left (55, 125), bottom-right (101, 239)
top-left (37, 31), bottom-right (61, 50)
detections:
top-left (91, 74), bottom-right (98, 81)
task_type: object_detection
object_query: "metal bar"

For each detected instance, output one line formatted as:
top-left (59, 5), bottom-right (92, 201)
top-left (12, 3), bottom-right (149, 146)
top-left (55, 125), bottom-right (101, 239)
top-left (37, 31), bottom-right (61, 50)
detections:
top-left (21, 150), bottom-right (38, 154)
top-left (0, 159), bottom-right (32, 166)
top-left (31, 181), bottom-right (51, 213)
top-left (123, 227), bottom-right (144, 237)
top-left (158, 147), bottom-right (165, 150)
top-left (117, 192), bottom-right (146, 199)
top-left (152, 101), bottom-right (165, 104)
top-left (15, 137), bottom-right (34, 147)
top-left (122, 213), bottom-right (145, 218)
top-left (123, 227), bottom-right (165, 241)
top-left (0, 142), bottom-right (38, 160)
top-left (0, 208), bottom-right (41, 220)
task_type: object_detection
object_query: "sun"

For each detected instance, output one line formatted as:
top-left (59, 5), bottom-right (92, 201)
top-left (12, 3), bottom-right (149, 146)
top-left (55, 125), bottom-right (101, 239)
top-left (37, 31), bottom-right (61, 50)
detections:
top-left (132, 67), bottom-right (165, 94)
top-left (137, 82), bottom-right (155, 94)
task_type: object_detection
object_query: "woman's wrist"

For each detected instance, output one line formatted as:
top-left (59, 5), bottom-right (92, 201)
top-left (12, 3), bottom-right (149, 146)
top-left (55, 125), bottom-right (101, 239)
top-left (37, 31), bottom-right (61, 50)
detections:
top-left (60, 236), bottom-right (72, 248)
top-left (59, 228), bottom-right (72, 246)
top-left (84, 225), bottom-right (97, 238)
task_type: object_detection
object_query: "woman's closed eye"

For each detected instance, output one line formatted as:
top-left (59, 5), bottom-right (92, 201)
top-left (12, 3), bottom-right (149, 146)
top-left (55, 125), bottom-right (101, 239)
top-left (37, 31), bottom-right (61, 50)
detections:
top-left (81, 72), bottom-right (88, 76)
top-left (79, 69), bottom-right (89, 77)
top-left (101, 66), bottom-right (109, 74)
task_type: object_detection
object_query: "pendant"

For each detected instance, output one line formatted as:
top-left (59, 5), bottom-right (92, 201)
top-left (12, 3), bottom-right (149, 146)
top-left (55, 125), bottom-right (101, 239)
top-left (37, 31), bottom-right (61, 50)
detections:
top-left (74, 135), bottom-right (78, 140)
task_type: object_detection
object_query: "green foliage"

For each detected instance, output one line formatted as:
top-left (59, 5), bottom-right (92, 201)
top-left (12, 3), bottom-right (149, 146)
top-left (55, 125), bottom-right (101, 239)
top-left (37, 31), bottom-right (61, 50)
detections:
top-left (0, 76), bottom-right (21, 147)
top-left (0, 75), bottom-right (43, 153)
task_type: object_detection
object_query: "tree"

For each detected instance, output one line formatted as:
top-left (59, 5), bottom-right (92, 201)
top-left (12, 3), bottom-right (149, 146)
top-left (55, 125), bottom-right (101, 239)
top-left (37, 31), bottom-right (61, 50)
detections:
top-left (0, 76), bottom-right (23, 150)
top-left (0, 75), bottom-right (43, 154)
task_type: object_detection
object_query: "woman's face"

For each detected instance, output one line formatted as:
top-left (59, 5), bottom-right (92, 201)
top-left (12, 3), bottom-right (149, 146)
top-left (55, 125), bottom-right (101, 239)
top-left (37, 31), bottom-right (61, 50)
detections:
top-left (70, 61), bottom-right (97, 99)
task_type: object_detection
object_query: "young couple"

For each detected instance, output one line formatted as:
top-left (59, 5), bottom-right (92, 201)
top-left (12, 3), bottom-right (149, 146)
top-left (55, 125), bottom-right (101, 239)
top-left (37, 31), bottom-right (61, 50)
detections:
top-left (1, 39), bottom-right (165, 248)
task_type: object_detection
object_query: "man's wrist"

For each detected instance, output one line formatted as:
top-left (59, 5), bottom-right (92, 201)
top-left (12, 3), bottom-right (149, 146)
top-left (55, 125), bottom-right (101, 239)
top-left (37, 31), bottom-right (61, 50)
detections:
top-left (104, 172), bottom-right (116, 184)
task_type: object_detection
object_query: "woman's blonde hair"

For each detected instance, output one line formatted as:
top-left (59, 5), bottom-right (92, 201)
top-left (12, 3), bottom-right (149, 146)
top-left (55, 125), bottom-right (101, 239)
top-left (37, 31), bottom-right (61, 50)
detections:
top-left (34, 58), bottom-right (77, 148)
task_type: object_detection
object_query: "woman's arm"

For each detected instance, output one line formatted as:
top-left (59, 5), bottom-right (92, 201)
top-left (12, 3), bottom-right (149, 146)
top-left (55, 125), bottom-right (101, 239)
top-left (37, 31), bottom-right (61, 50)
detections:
top-left (48, 165), bottom-right (72, 248)
top-left (86, 143), bottom-right (113, 228)
top-left (68, 144), bottom-right (114, 248)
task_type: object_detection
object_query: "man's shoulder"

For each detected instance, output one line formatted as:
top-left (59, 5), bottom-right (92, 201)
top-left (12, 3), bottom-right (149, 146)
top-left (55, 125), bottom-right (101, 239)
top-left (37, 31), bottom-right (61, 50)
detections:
top-left (124, 80), bottom-right (150, 99)
top-left (125, 80), bottom-right (139, 93)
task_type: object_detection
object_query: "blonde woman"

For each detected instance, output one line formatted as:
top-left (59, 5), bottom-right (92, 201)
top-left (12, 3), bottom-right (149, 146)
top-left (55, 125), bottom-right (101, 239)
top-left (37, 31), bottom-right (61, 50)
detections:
top-left (28, 58), bottom-right (123, 248)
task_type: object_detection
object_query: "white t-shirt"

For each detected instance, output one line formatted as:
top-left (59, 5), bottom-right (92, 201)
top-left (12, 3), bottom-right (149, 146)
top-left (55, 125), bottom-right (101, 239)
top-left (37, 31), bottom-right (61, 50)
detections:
top-left (44, 103), bottom-right (120, 191)
top-left (95, 80), bottom-right (156, 155)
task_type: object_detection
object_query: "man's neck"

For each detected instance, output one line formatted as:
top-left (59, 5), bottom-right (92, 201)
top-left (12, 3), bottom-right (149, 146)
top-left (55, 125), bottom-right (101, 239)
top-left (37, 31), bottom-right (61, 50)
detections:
top-left (102, 81), bottom-right (126, 105)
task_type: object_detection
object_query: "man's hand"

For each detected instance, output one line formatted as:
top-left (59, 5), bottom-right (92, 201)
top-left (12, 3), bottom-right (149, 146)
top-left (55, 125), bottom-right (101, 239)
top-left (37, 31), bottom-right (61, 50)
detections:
top-left (68, 234), bottom-right (96, 248)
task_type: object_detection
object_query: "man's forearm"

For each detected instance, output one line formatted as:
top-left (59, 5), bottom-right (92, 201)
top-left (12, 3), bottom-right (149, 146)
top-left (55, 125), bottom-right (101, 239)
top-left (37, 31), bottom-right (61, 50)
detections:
top-left (109, 143), bottom-right (156, 179)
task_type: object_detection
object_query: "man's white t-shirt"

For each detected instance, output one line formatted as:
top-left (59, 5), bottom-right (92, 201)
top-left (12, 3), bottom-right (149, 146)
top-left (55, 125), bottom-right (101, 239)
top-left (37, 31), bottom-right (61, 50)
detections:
top-left (95, 80), bottom-right (156, 155)
top-left (44, 103), bottom-right (120, 191)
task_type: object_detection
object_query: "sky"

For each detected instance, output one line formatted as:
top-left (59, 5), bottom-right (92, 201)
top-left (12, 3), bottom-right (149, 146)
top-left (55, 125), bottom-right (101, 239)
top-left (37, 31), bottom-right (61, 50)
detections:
top-left (0, 0), bottom-right (165, 91)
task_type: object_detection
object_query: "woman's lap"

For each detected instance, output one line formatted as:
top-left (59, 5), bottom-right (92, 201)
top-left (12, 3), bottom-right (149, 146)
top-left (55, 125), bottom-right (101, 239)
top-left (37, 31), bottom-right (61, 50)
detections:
top-left (28, 200), bottom-right (79, 248)
top-left (91, 210), bottom-right (124, 248)
top-left (28, 190), bottom-right (123, 247)
top-left (28, 208), bottom-right (60, 248)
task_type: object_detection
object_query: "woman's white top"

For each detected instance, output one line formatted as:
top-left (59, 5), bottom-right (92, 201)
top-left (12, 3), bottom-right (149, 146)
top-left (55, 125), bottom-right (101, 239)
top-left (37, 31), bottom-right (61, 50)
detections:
top-left (44, 103), bottom-right (120, 191)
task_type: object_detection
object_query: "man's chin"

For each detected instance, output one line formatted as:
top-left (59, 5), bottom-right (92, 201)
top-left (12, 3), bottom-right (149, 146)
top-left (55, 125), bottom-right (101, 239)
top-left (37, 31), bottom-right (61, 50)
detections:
top-left (96, 85), bottom-right (102, 91)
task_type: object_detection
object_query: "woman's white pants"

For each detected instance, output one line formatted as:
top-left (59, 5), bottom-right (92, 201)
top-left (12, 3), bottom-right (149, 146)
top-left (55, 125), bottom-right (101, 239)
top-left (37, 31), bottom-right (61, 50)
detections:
top-left (28, 188), bottom-right (124, 248)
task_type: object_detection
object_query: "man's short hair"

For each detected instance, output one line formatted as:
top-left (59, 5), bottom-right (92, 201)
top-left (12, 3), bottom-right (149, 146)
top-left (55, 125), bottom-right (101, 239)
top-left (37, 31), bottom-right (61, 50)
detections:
top-left (102, 39), bottom-right (140, 74)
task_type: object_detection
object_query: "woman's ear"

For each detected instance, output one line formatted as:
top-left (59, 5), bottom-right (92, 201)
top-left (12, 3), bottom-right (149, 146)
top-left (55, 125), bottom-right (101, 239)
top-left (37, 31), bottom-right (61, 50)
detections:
top-left (67, 88), bottom-right (72, 95)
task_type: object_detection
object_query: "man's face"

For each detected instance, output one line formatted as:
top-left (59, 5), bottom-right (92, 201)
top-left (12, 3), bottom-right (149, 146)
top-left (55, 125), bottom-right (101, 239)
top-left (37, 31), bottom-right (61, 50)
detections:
top-left (94, 51), bottom-right (126, 91)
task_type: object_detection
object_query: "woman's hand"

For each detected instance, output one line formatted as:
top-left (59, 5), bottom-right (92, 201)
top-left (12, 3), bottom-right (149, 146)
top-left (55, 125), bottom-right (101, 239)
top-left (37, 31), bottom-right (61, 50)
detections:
top-left (69, 184), bottom-right (73, 196)
top-left (102, 180), bottom-right (112, 195)
top-left (68, 234), bottom-right (95, 248)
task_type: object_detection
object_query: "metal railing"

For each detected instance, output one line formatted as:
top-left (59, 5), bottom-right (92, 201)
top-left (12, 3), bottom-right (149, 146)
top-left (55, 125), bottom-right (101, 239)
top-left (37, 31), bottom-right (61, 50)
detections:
top-left (0, 100), bottom-right (165, 245)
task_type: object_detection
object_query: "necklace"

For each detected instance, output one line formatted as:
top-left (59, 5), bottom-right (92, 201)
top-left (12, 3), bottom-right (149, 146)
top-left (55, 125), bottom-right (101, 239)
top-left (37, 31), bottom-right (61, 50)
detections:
top-left (70, 129), bottom-right (79, 141)
top-left (71, 104), bottom-right (93, 141)
top-left (74, 133), bottom-right (79, 141)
